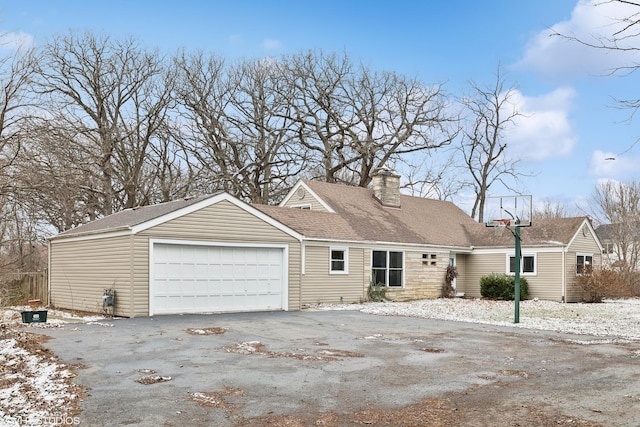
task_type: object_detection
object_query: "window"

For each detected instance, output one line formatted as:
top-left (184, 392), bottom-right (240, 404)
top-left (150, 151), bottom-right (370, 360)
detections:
top-left (508, 254), bottom-right (536, 275)
top-left (577, 254), bottom-right (593, 275)
top-left (290, 204), bottom-right (311, 210)
top-left (330, 247), bottom-right (348, 274)
top-left (372, 250), bottom-right (403, 287)
top-left (422, 253), bottom-right (438, 266)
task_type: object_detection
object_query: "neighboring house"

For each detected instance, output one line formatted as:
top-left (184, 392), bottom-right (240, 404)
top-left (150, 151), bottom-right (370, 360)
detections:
top-left (595, 223), bottom-right (640, 270)
top-left (595, 224), bottom-right (617, 268)
top-left (48, 170), bottom-right (603, 317)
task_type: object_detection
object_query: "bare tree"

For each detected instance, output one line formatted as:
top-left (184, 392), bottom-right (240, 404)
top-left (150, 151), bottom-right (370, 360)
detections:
top-left (279, 51), bottom-right (354, 184)
top-left (173, 51), bottom-right (236, 195)
top-left (460, 69), bottom-right (524, 222)
top-left (340, 66), bottom-right (456, 187)
top-left (15, 119), bottom-right (104, 232)
top-left (0, 36), bottom-right (40, 272)
top-left (533, 199), bottom-right (571, 220)
top-left (281, 50), bottom-right (456, 187)
top-left (0, 40), bottom-right (36, 191)
top-left (554, 0), bottom-right (640, 150)
top-left (34, 32), bottom-right (179, 217)
top-left (224, 59), bottom-right (306, 203)
top-left (401, 152), bottom-right (466, 201)
top-left (591, 180), bottom-right (640, 272)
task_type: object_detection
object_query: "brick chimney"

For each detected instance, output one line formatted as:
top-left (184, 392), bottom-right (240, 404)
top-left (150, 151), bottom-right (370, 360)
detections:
top-left (372, 168), bottom-right (401, 207)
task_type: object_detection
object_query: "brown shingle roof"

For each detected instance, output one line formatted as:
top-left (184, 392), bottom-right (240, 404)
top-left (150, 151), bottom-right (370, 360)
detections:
top-left (53, 194), bottom-right (214, 238)
top-left (465, 216), bottom-right (587, 247)
top-left (52, 178), bottom-right (587, 250)
top-left (255, 180), bottom-right (479, 247)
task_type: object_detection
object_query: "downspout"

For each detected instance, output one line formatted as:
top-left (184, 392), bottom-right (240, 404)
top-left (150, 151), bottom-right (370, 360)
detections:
top-left (300, 240), bottom-right (305, 309)
top-left (47, 239), bottom-right (51, 307)
top-left (561, 249), bottom-right (566, 303)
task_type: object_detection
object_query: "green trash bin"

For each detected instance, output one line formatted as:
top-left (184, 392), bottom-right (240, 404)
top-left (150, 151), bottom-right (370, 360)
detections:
top-left (21, 310), bottom-right (48, 323)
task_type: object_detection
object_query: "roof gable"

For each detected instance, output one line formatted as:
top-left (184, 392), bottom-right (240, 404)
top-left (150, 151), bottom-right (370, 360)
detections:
top-left (259, 180), bottom-right (479, 247)
top-left (279, 181), bottom-right (335, 212)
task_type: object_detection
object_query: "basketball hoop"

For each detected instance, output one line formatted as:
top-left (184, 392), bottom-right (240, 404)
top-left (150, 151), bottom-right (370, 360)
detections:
top-left (491, 219), bottom-right (511, 237)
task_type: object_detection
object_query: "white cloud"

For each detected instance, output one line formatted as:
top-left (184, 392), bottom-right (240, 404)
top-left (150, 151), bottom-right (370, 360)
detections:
top-left (589, 149), bottom-right (638, 177)
top-left (0, 31), bottom-right (33, 50)
top-left (503, 87), bottom-right (578, 161)
top-left (517, 0), bottom-right (640, 80)
top-left (261, 38), bottom-right (282, 51)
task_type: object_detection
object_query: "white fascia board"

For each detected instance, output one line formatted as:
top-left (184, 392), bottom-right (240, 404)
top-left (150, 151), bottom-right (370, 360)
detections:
top-left (472, 246), bottom-right (565, 255)
top-left (567, 218), bottom-right (604, 253)
top-left (48, 229), bottom-right (132, 244)
top-left (302, 237), bottom-right (473, 253)
top-left (279, 181), bottom-right (335, 213)
top-left (132, 192), bottom-right (303, 241)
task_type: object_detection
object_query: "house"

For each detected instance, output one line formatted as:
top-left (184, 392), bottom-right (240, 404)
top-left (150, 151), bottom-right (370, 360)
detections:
top-left (48, 170), bottom-right (603, 317)
top-left (595, 223), bottom-right (640, 270)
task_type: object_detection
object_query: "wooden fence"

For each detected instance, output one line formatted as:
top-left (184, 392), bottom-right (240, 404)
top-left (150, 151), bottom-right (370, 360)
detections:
top-left (0, 270), bottom-right (49, 306)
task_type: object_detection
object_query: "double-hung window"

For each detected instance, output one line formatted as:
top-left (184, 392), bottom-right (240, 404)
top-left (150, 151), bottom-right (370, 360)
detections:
top-left (508, 254), bottom-right (536, 275)
top-left (330, 247), bottom-right (348, 274)
top-left (577, 254), bottom-right (593, 275)
top-left (372, 250), bottom-right (403, 287)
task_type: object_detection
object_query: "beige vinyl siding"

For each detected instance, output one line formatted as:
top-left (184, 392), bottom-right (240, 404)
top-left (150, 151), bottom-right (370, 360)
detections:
top-left (131, 236), bottom-right (151, 317)
top-left (50, 235), bottom-right (134, 317)
top-left (137, 200), bottom-right (302, 316)
top-left (459, 252), bottom-right (505, 298)
top-left (565, 228), bottom-right (602, 302)
top-left (459, 249), bottom-right (565, 301)
top-left (526, 252), bottom-right (563, 301)
top-left (51, 199), bottom-right (302, 317)
top-left (281, 188), bottom-right (329, 211)
top-left (454, 253), bottom-right (468, 294)
top-left (301, 244), bottom-right (365, 304)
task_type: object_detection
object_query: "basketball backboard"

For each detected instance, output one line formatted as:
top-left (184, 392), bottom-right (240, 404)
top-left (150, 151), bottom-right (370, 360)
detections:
top-left (484, 194), bottom-right (532, 228)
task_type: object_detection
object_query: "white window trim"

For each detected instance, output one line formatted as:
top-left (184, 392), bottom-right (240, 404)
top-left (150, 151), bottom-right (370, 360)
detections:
top-left (372, 250), bottom-right (405, 287)
top-left (505, 253), bottom-right (537, 276)
top-left (576, 253), bottom-right (594, 275)
top-left (329, 246), bottom-right (349, 274)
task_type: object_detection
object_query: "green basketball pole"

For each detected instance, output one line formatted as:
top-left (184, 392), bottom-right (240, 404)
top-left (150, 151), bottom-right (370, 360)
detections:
top-left (514, 219), bottom-right (521, 324)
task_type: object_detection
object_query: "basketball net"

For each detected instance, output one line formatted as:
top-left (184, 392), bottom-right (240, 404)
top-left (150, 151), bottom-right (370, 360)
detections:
top-left (493, 219), bottom-right (511, 237)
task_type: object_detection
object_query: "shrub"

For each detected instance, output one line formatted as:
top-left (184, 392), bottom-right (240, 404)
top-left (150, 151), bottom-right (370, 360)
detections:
top-left (0, 284), bottom-right (27, 307)
top-left (480, 273), bottom-right (529, 300)
top-left (367, 278), bottom-right (387, 302)
top-left (576, 267), bottom-right (633, 303)
top-left (441, 265), bottom-right (458, 298)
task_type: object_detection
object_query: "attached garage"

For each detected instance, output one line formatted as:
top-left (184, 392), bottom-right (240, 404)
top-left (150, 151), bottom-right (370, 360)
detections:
top-left (150, 241), bottom-right (288, 315)
top-left (48, 193), bottom-right (302, 317)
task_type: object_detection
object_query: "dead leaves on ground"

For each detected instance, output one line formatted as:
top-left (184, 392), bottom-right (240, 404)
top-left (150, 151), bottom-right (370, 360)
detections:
top-left (189, 386), bottom-right (245, 409)
top-left (224, 341), bottom-right (364, 361)
top-left (135, 374), bottom-right (173, 385)
top-left (185, 327), bottom-right (226, 335)
top-left (238, 397), bottom-right (460, 427)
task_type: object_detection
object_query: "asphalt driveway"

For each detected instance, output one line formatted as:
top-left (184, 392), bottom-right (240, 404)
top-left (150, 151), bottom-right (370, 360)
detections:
top-left (42, 310), bottom-right (640, 426)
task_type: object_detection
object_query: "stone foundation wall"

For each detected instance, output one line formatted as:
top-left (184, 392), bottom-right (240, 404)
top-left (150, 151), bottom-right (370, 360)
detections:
top-left (386, 251), bottom-right (446, 301)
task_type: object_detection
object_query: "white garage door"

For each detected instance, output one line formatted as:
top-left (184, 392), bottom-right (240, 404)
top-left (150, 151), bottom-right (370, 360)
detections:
top-left (151, 242), bottom-right (286, 315)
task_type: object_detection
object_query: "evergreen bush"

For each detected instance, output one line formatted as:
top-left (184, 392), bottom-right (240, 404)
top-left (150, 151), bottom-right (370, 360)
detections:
top-left (480, 273), bottom-right (529, 300)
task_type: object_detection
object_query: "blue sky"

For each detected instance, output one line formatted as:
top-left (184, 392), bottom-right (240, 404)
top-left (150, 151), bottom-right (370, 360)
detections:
top-left (2, 0), bottom-right (639, 217)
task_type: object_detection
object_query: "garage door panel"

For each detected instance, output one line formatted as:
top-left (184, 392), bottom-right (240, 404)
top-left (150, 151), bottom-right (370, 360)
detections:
top-left (151, 243), bottom-right (285, 315)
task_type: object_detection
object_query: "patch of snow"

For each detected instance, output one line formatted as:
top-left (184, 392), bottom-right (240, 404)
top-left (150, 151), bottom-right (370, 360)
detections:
top-left (0, 337), bottom-right (79, 426)
top-left (313, 298), bottom-right (640, 341)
